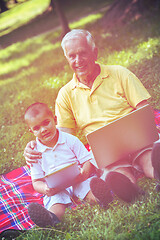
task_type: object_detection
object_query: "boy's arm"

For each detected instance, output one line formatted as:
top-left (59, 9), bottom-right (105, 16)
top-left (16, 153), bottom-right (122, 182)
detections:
top-left (80, 160), bottom-right (96, 180)
top-left (73, 160), bottom-right (95, 185)
top-left (32, 179), bottom-right (62, 197)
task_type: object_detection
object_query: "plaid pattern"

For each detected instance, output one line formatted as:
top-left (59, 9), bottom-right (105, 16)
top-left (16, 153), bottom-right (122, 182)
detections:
top-left (0, 110), bottom-right (160, 233)
top-left (154, 109), bottom-right (160, 132)
top-left (0, 165), bottom-right (43, 233)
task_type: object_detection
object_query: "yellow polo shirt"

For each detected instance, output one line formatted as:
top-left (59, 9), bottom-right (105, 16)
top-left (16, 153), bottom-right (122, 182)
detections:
top-left (55, 64), bottom-right (151, 138)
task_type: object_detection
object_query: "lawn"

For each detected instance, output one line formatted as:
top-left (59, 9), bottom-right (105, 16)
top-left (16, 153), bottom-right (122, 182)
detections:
top-left (0, 0), bottom-right (160, 239)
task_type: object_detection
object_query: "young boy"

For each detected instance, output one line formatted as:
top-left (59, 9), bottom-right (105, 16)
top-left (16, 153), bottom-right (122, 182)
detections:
top-left (24, 102), bottom-right (113, 228)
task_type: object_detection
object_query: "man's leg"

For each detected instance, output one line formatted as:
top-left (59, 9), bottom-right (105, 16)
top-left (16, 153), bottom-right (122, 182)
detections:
top-left (90, 165), bottom-right (144, 204)
top-left (137, 142), bottom-right (160, 180)
top-left (136, 150), bottom-right (153, 178)
top-left (113, 167), bottom-right (137, 183)
top-left (105, 171), bottom-right (142, 203)
top-left (88, 179), bottom-right (113, 208)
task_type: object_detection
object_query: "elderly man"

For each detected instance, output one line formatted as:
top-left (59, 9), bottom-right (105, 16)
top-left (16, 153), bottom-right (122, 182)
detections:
top-left (24, 29), bottom-right (160, 204)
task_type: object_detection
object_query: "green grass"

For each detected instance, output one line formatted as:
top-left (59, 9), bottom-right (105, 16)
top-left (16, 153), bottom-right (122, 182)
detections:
top-left (16, 179), bottom-right (160, 240)
top-left (0, 0), bottom-right (50, 36)
top-left (0, 0), bottom-right (160, 239)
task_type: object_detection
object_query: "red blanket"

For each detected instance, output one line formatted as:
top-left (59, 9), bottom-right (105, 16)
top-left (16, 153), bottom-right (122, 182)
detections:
top-left (0, 110), bottom-right (160, 233)
top-left (154, 109), bottom-right (160, 132)
top-left (0, 165), bottom-right (42, 232)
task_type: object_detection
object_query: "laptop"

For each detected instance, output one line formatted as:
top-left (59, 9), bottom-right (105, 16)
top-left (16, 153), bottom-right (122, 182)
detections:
top-left (86, 105), bottom-right (159, 169)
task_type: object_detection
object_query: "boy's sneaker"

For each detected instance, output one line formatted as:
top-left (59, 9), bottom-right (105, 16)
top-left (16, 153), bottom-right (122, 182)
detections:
top-left (28, 203), bottom-right (60, 228)
top-left (90, 177), bottom-right (113, 208)
top-left (0, 229), bottom-right (26, 239)
top-left (151, 142), bottom-right (160, 181)
top-left (105, 171), bottom-right (141, 203)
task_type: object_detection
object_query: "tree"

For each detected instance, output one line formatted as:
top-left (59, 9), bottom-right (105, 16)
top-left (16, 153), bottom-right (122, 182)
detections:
top-left (102, 0), bottom-right (160, 30)
top-left (50, 0), bottom-right (70, 38)
top-left (0, 0), bottom-right (8, 13)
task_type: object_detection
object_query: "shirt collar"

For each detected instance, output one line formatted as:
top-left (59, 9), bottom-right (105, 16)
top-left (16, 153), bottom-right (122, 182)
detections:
top-left (71, 63), bottom-right (109, 90)
top-left (36, 129), bottom-right (65, 152)
top-left (71, 73), bottom-right (89, 90)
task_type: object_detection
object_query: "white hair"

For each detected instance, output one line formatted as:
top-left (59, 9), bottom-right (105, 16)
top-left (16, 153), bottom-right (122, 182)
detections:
top-left (61, 29), bottom-right (96, 56)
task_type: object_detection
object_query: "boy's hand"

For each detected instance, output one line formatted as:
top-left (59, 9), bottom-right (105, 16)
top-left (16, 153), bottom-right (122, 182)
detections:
top-left (79, 161), bottom-right (96, 181)
top-left (45, 185), bottom-right (58, 197)
top-left (23, 141), bottom-right (42, 166)
top-left (72, 172), bottom-right (85, 186)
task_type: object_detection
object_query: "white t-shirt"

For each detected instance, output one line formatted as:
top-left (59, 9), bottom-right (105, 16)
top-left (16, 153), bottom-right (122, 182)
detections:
top-left (30, 130), bottom-right (94, 180)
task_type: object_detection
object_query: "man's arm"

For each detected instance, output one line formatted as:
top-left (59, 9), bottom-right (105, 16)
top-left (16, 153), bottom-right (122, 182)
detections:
top-left (23, 141), bottom-right (42, 165)
top-left (24, 127), bottom-right (74, 165)
top-left (136, 100), bottom-right (149, 109)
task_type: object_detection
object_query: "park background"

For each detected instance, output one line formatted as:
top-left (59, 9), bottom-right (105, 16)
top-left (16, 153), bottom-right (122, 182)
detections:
top-left (0, 0), bottom-right (160, 239)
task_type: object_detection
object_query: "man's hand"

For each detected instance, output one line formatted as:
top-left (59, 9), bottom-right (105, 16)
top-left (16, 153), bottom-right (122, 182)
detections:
top-left (23, 140), bottom-right (42, 166)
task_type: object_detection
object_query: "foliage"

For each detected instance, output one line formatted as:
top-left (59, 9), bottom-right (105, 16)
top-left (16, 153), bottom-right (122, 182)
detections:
top-left (0, 0), bottom-right (160, 173)
top-left (16, 179), bottom-right (160, 240)
top-left (0, 1), bottom-right (160, 239)
top-left (0, 0), bottom-right (50, 36)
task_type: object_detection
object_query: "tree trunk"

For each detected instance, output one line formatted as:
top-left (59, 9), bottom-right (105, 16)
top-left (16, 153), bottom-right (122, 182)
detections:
top-left (102, 0), bottom-right (160, 30)
top-left (50, 0), bottom-right (70, 38)
top-left (0, 0), bottom-right (8, 13)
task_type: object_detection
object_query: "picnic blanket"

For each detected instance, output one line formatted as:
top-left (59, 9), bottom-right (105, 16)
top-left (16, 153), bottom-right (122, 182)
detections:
top-left (0, 165), bottom-right (43, 233)
top-left (154, 109), bottom-right (160, 132)
top-left (0, 110), bottom-right (160, 234)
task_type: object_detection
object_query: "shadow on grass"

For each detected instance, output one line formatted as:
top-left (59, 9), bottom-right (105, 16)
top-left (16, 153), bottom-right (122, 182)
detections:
top-left (0, 9), bottom-right (60, 48)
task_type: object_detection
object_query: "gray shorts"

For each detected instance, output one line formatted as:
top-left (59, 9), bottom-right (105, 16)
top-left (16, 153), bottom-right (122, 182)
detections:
top-left (100, 134), bottom-right (160, 180)
top-left (43, 177), bottom-right (93, 210)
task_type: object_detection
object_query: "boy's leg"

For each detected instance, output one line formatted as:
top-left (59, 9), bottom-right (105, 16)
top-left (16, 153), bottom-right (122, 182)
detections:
top-left (28, 202), bottom-right (60, 228)
top-left (84, 187), bottom-right (113, 207)
top-left (28, 190), bottom-right (72, 227)
top-left (49, 203), bottom-right (66, 220)
top-left (73, 177), bottom-right (112, 208)
top-left (84, 189), bottom-right (96, 204)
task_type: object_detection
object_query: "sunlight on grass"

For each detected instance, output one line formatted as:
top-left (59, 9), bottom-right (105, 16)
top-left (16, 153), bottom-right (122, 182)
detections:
top-left (16, 89), bottom-right (34, 102)
top-left (0, 1), bottom-right (160, 238)
top-left (0, 0), bottom-right (49, 36)
top-left (0, 39), bottom-right (60, 76)
top-left (104, 37), bottom-right (160, 67)
top-left (43, 72), bottom-right (70, 89)
top-left (70, 13), bottom-right (103, 29)
top-left (0, 34), bottom-right (56, 60)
